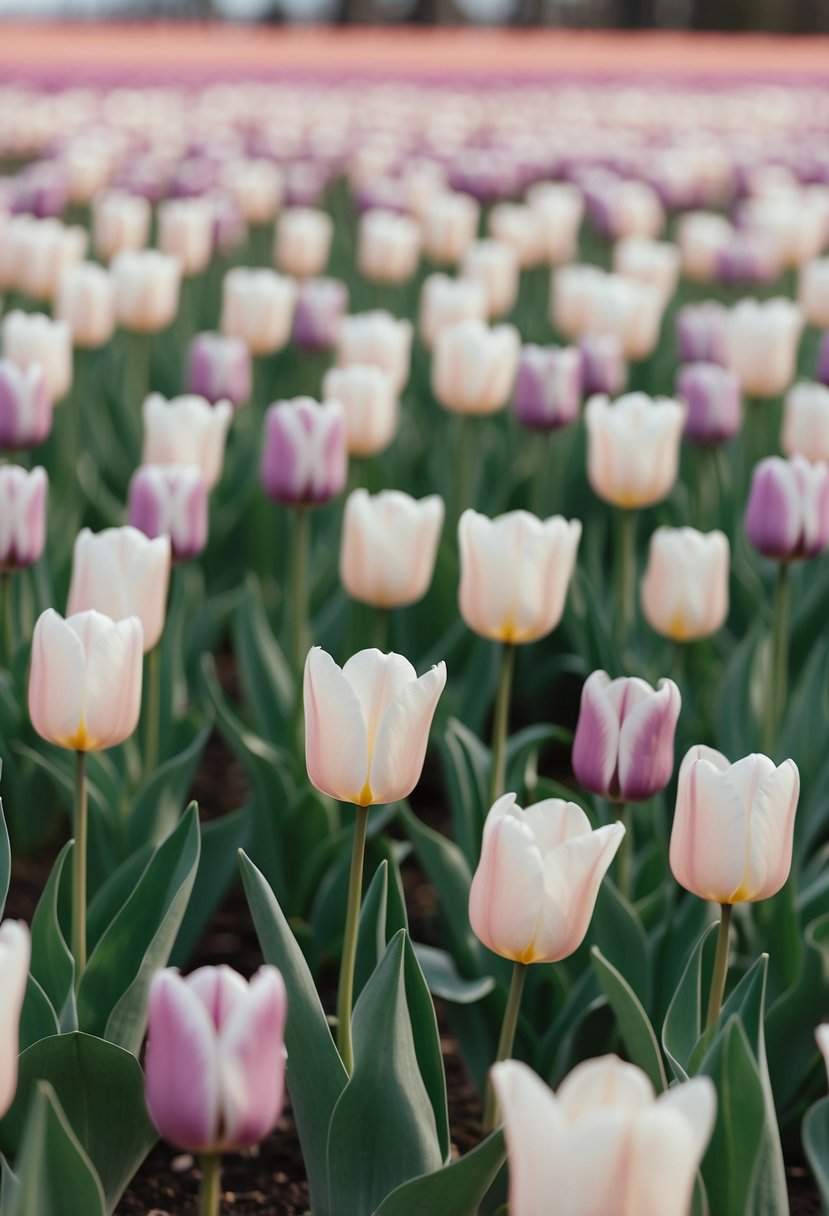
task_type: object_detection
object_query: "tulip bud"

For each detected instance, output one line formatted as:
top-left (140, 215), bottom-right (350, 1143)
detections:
top-left (358, 209), bottom-right (421, 286)
top-left (293, 277), bottom-right (349, 352)
top-left (112, 250), bottom-right (181, 335)
top-left (322, 364), bottom-right (397, 458)
top-left (745, 454), bottom-right (829, 562)
top-left (727, 298), bottom-right (802, 399)
top-left (677, 362), bottom-right (741, 446)
top-left (418, 274), bottom-right (487, 351)
top-left (675, 300), bottom-right (729, 366)
top-left (67, 525), bottom-right (171, 652)
top-left (613, 236), bottom-right (680, 305)
top-left (421, 191), bottom-right (480, 265)
top-left (572, 671), bottom-right (681, 803)
top-left (641, 527), bottom-right (730, 641)
top-left (578, 332), bottom-right (626, 396)
top-left (512, 343), bottom-right (582, 431)
top-left (670, 745), bottom-right (799, 904)
top-left (128, 465), bottom-right (208, 563)
top-left (460, 239), bottom-right (519, 319)
top-left (469, 793), bottom-right (624, 963)
top-left (142, 393), bottom-right (233, 491)
top-left (261, 397), bottom-right (347, 507)
top-left (525, 181), bottom-right (584, 265)
top-left (432, 319), bottom-right (520, 416)
top-left (275, 207), bottom-right (333, 280)
top-left (487, 203), bottom-right (545, 270)
top-left (92, 189), bottom-right (151, 261)
top-left (29, 608), bottom-right (144, 751)
top-left (221, 158), bottom-right (283, 225)
top-left (0, 465), bottom-right (47, 572)
top-left (2, 311), bottom-right (72, 405)
top-left (145, 965), bottom-right (287, 1154)
top-left (459, 509), bottom-right (581, 643)
top-left (220, 268), bottom-right (298, 357)
top-left (341, 489), bottom-right (444, 608)
top-left (782, 382), bottom-right (829, 464)
top-left (56, 262), bottom-right (116, 350)
top-left (0, 360), bottom-right (53, 449)
top-left (336, 311), bottom-right (413, 395)
top-left (798, 257), bottom-right (829, 329)
top-left (304, 646), bottom-right (446, 806)
top-left (157, 198), bottom-right (214, 278)
top-left (491, 1057), bottom-right (716, 1216)
top-left (186, 332), bottom-right (251, 409)
top-left (677, 211), bottom-right (733, 281)
top-left (585, 392), bottom-right (686, 509)
top-left (0, 921), bottom-right (31, 1119)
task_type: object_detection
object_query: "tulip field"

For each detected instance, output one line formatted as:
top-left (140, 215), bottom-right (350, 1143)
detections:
top-left (0, 27), bottom-right (829, 1216)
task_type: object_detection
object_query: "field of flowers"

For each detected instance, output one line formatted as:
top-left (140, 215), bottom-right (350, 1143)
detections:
top-left (0, 41), bottom-right (827, 1215)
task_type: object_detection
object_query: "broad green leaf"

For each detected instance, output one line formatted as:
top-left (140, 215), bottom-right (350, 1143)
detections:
top-left (662, 922), bottom-right (719, 1083)
top-left (402, 935), bottom-right (450, 1164)
top-left (0, 1155), bottom-right (18, 1216)
top-left (373, 1130), bottom-right (505, 1216)
top-left (803, 1095), bottom-right (829, 1210)
top-left (232, 572), bottom-right (294, 732)
top-left (125, 718), bottom-right (211, 851)
top-left (8, 1082), bottom-right (105, 1216)
top-left (415, 944), bottom-right (495, 1005)
top-left (767, 912), bottom-right (829, 1111)
top-left (699, 1018), bottom-right (766, 1216)
top-left (591, 947), bottom-right (667, 1091)
top-left (29, 842), bottom-right (76, 1033)
top-left (590, 880), bottom-right (651, 1010)
top-left (18, 977), bottom-right (59, 1053)
top-left (240, 850), bottom-right (346, 1216)
top-left (437, 718), bottom-right (489, 866)
top-left (85, 844), bottom-right (154, 957)
top-left (171, 805), bottom-right (250, 967)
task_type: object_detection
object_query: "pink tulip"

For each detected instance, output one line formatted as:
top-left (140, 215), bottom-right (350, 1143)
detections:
top-left (0, 465), bottom-right (47, 572)
top-left (67, 526), bottom-right (171, 653)
top-left (0, 360), bottom-right (52, 450)
top-left (0, 921), bottom-right (30, 1119)
top-left (640, 528), bottom-right (730, 641)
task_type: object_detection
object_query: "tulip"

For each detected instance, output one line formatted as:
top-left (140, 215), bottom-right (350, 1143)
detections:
top-left (716, 231), bottom-right (780, 288)
top-left (221, 158), bottom-right (283, 225)
top-left (782, 382), bottom-right (829, 464)
top-left (293, 277), bottom-right (349, 352)
top-left (186, 332), bottom-right (251, 409)
top-left (677, 363), bottom-right (741, 446)
top-left (432, 319), bottom-right (520, 416)
top-left (641, 527), bottom-right (730, 641)
top-left (336, 311), bottom-right (413, 394)
top-left (552, 264), bottom-right (607, 341)
top-left (817, 1025), bottom-right (829, 1085)
top-left (418, 274), bottom-right (487, 351)
top-left (525, 181), bottom-right (584, 265)
top-left (55, 262), bottom-right (116, 350)
top-left (321, 364), bottom-right (397, 458)
top-left (613, 236), bottom-right (680, 306)
top-left (487, 203), bottom-right (546, 270)
top-left (491, 1057), bottom-right (715, 1216)
top-left (460, 239), bottom-right (519, 318)
top-left (677, 210), bottom-right (733, 281)
top-left (2, 310), bottom-right (72, 404)
top-left (145, 965), bottom-right (287, 1155)
top-left (726, 298), bottom-right (802, 399)
top-left (220, 268), bottom-right (298, 358)
top-left (358, 208), bottom-right (421, 285)
top-left (157, 197), bottom-right (214, 278)
top-left (112, 250), bottom-right (181, 335)
top-left (92, 189), bottom-right (151, 261)
top-left (553, 267), bottom-right (663, 361)
top-left (512, 343), bottom-right (582, 431)
top-left (261, 397), bottom-right (347, 507)
top-left (421, 191), bottom-right (480, 265)
top-left (745, 454), bottom-right (829, 563)
top-left (275, 207), bottom-right (333, 279)
top-left (585, 392), bottom-right (686, 509)
top-left (143, 393), bottom-right (233, 491)
top-left (67, 525), bottom-right (171, 653)
top-left (799, 258), bottom-right (829, 329)
top-left (676, 301), bottom-right (729, 366)
top-left (578, 332), bottom-right (626, 396)
top-left (0, 920), bottom-right (31, 1119)
top-left (0, 465), bottom-right (48, 573)
top-left (588, 178), bottom-right (664, 240)
top-left (340, 489), bottom-right (444, 608)
top-left (0, 360), bottom-right (53, 449)
top-left (15, 218), bottom-right (88, 304)
top-left (128, 465), bottom-right (209, 563)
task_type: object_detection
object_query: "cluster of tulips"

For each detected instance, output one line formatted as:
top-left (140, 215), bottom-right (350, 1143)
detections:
top-left (0, 66), bottom-right (827, 1216)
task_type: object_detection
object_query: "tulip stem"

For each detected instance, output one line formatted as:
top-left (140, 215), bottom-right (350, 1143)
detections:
top-left (291, 507), bottom-right (310, 681)
top-left (705, 903), bottom-right (732, 1033)
top-left (199, 1154), bottom-right (221, 1216)
top-left (616, 509), bottom-right (637, 647)
top-left (144, 645), bottom-right (161, 776)
top-left (1, 574), bottom-right (13, 669)
top-left (72, 750), bottom-right (88, 982)
top-left (616, 803), bottom-right (632, 901)
top-left (337, 803), bottom-right (370, 1076)
top-left (764, 563), bottom-right (789, 756)
top-left (483, 961), bottom-right (527, 1132)
top-left (489, 642), bottom-right (516, 807)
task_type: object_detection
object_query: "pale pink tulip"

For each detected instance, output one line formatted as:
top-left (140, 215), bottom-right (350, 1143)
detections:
top-left (0, 465), bottom-right (47, 572)
top-left (432, 320), bottom-right (520, 416)
top-left (585, 392), bottom-right (685, 509)
top-left (275, 207), bottom-right (333, 279)
top-left (641, 528), bottom-right (730, 641)
top-left (67, 525), bottom-right (171, 652)
top-left (340, 489), bottom-right (444, 608)
top-left (142, 393), bottom-right (233, 491)
top-left (322, 363), bottom-right (398, 457)
top-left (0, 921), bottom-right (30, 1119)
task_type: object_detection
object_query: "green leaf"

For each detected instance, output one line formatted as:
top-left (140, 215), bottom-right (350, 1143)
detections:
top-left (402, 935), bottom-right (450, 1164)
top-left (699, 1018), bottom-right (766, 1216)
top-left (0, 1155), bottom-right (18, 1216)
top-left (125, 718), bottom-right (211, 852)
top-left (240, 850), bottom-right (346, 1216)
top-left (803, 1095), bottom-right (829, 1210)
top-left (590, 880), bottom-right (651, 1010)
top-left (0, 800), bottom-right (10, 918)
top-left (18, 977), bottom-right (59, 1053)
top-left (7, 1083), bottom-right (105, 1216)
top-left (76, 806), bottom-right (200, 1054)
top-left (29, 843), bottom-right (76, 1033)
top-left (232, 572), bottom-right (294, 732)
top-left (414, 944), bottom-right (495, 1005)
top-left (372, 1130), bottom-right (505, 1216)
top-left (591, 947), bottom-right (667, 1091)
top-left (437, 718), bottom-right (489, 866)
top-left (767, 912), bottom-right (829, 1111)
top-left (662, 922), bottom-right (719, 1083)
top-left (326, 931), bottom-right (442, 1215)
top-left (171, 805), bottom-right (250, 967)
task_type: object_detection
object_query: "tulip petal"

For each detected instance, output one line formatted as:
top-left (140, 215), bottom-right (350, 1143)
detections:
top-left (617, 678), bottom-right (680, 802)
top-left (533, 822), bottom-right (624, 962)
top-left (629, 1079), bottom-right (716, 1216)
top-left (188, 965), bottom-right (249, 1030)
top-left (470, 807), bottom-right (544, 961)
top-left (571, 670), bottom-right (619, 798)
top-left (28, 609), bottom-right (86, 748)
top-left (79, 614), bottom-right (144, 751)
top-left (304, 647), bottom-right (369, 803)
top-left (490, 1061), bottom-right (565, 1216)
top-left (341, 649), bottom-right (418, 738)
top-left (0, 921), bottom-right (30, 1118)
top-left (145, 970), bottom-right (220, 1151)
top-left (218, 967), bottom-right (288, 1149)
top-left (368, 661), bottom-right (447, 804)
top-left (670, 756), bottom-right (748, 902)
top-left (556, 1054), bottom-right (654, 1120)
top-left (743, 758), bottom-right (799, 900)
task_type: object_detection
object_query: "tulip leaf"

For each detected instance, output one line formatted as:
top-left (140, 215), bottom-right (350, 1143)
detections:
top-left (355, 861), bottom-right (393, 1001)
top-left (18, 976), bottom-right (59, 1053)
top-left (85, 844), bottom-right (155, 958)
top-left (403, 934), bottom-right (451, 1164)
top-left (767, 912), bottom-right (829, 1111)
top-left (698, 1017), bottom-right (766, 1216)
top-left (232, 572), bottom-right (294, 731)
top-left (0, 1154), bottom-right (18, 1216)
top-left (372, 1129), bottom-right (505, 1216)
top-left (414, 943), bottom-right (496, 1005)
top-left (504, 723), bottom-right (561, 799)
top-left (437, 718), bottom-right (490, 866)
top-left (591, 946), bottom-right (667, 1091)
top-left (171, 804), bottom-right (251, 967)
top-left (0, 799), bottom-right (9, 919)
top-left (662, 921), bottom-right (719, 1083)
top-left (803, 1095), bottom-right (829, 1209)
top-left (590, 879), bottom-right (651, 1010)
top-left (326, 930), bottom-right (443, 1215)
top-left (240, 849), bottom-right (346, 1216)
top-left (7, 1082), bottom-right (105, 1216)
top-left (76, 805), bottom-right (200, 1055)
top-left (125, 717), bottom-right (212, 852)
top-left (29, 841), bottom-right (76, 1033)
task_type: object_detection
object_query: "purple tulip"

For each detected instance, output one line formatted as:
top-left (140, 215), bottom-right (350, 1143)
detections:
top-left (578, 333), bottom-right (627, 396)
top-left (11, 161), bottom-right (68, 219)
top-left (145, 965), bottom-right (287, 1154)
top-left (293, 278), bottom-right (349, 353)
top-left (261, 397), bottom-right (347, 507)
top-left (817, 333), bottom-right (829, 388)
top-left (128, 465), bottom-right (208, 563)
top-left (572, 670), bottom-right (681, 803)
top-left (677, 363), bottom-right (741, 446)
top-left (512, 344), bottom-right (582, 431)
top-left (675, 302), bottom-right (729, 366)
top-left (0, 465), bottom-right (47, 572)
top-left (0, 360), bottom-right (53, 450)
top-left (745, 455), bottom-right (829, 562)
top-left (186, 333), bottom-right (251, 409)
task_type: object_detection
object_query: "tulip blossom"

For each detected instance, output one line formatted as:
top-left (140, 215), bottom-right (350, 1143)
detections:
top-left (275, 207), bottom-right (333, 280)
top-left (186, 332), bottom-right (251, 408)
top-left (432, 319), bottom-right (520, 416)
top-left (67, 525), bottom-right (171, 653)
top-left (676, 300), bottom-right (729, 366)
top-left (613, 236), bottom-right (680, 305)
top-left (585, 392), bottom-right (685, 509)
top-left (572, 671), bottom-right (681, 803)
top-left (304, 647), bottom-right (446, 807)
top-left (578, 332), bottom-right (626, 396)
top-left (817, 1025), bottom-right (829, 1085)
top-left (55, 262), bottom-right (116, 350)
top-left (0, 360), bottom-right (53, 449)
top-left (15, 217), bottom-right (88, 303)
top-left (2, 310), bottom-right (72, 404)
top-left (128, 465), bottom-right (209, 563)
top-left (293, 277), bottom-right (349, 352)
top-left (459, 509), bottom-right (581, 644)
top-left (92, 189), bottom-right (151, 261)
top-left (29, 608), bottom-right (144, 751)
top-left (726, 298), bottom-right (802, 399)
top-left (421, 191), bottom-right (480, 265)
top-left (782, 382), bottom-right (829, 464)
top-left (677, 210), bottom-right (733, 281)
top-left (157, 198), bottom-right (214, 278)
top-left (588, 177), bottom-right (664, 240)
top-left (512, 344), bottom-right (582, 431)
top-left (221, 158), bottom-right (283, 225)
top-left (261, 397), bottom-right (347, 507)
top-left (220, 268), bottom-right (298, 357)
top-left (418, 274), bottom-right (487, 350)
top-left (745, 455), bottom-right (829, 562)
top-left (553, 267), bottom-right (664, 361)
top-left (0, 465), bottom-right (47, 572)
top-left (322, 363), bottom-right (397, 457)
top-left (145, 965), bottom-right (287, 1154)
top-left (142, 393), bottom-right (233, 491)
top-left (340, 489), bottom-right (444, 608)
top-left (526, 181), bottom-right (584, 265)
top-left (800, 258), bottom-right (829, 329)
top-left (460, 239), bottom-right (519, 318)
top-left (358, 209), bottom-right (421, 285)
top-left (487, 203), bottom-right (546, 269)
top-left (677, 363), bottom-right (741, 447)
top-left (469, 793), bottom-right (624, 963)
top-left (336, 311), bottom-right (413, 394)
top-left (111, 250), bottom-right (181, 335)
top-left (641, 528), bottom-right (730, 641)
top-left (670, 745), bottom-right (799, 904)
top-left (491, 1057), bottom-right (715, 1216)
top-left (0, 920), bottom-right (31, 1119)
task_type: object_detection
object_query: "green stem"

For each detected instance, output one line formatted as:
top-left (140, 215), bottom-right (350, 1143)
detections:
top-left (616, 803), bottom-right (632, 901)
top-left (489, 643), bottom-right (516, 806)
top-left (453, 414), bottom-right (474, 533)
top-left (705, 903), bottom-right (733, 1032)
top-left (291, 508), bottom-right (310, 681)
top-left (144, 646), bottom-right (161, 775)
top-left (1, 574), bottom-right (13, 670)
top-left (483, 961), bottom-right (527, 1132)
top-left (253, 355), bottom-right (271, 411)
top-left (616, 509), bottom-right (637, 648)
top-left (337, 804), bottom-right (370, 1075)
top-left (199, 1153), bottom-right (221, 1216)
top-left (764, 563), bottom-right (789, 757)
top-left (73, 751), bottom-right (88, 982)
top-left (372, 607), bottom-right (389, 653)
